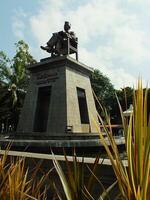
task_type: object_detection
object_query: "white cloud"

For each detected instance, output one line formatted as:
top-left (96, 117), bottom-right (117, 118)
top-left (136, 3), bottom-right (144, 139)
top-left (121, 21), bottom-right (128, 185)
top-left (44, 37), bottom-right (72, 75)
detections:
top-left (12, 0), bottom-right (150, 88)
top-left (29, 0), bottom-right (66, 44)
top-left (127, 0), bottom-right (146, 3)
top-left (12, 17), bottom-right (25, 39)
top-left (12, 8), bottom-right (27, 39)
top-left (79, 47), bottom-right (137, 88)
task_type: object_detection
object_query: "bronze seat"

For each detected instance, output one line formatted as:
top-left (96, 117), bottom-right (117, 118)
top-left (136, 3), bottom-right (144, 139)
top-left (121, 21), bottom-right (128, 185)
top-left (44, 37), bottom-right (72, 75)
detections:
top-left (51, 36), bottom-right (78, 61)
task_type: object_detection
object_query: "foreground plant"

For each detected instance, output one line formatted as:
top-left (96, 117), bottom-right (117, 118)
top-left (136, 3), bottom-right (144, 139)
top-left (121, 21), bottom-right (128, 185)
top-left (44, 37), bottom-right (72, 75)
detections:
top-left (0, 151), bottom-right (49, 200)
top-left (93, 80), bottom-right (150, 200)
top-left (52, 151), bottom-right (118, 200)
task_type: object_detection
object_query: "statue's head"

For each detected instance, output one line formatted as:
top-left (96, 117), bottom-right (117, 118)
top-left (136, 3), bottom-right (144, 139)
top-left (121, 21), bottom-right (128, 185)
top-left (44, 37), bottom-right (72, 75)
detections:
top-left (64, 21), bottom-right (71, 32)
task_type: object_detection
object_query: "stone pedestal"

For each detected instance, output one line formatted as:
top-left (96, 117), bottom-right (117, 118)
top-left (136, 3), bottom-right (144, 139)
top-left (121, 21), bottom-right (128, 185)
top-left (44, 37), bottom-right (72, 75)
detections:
top-left (17, 55), bottom-right (99, 135)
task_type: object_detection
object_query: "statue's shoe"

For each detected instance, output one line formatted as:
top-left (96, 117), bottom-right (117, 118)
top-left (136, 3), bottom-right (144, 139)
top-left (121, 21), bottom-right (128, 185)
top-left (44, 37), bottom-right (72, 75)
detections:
top-left (40, 46), bottom-right (50, 51)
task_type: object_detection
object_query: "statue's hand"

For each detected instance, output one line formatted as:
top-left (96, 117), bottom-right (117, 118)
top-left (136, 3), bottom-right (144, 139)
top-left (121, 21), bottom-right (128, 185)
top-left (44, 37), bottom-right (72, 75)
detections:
top-left (65, 32), bottom-right (73, 39)
top-left (63, 32), bottom-right (69, 37)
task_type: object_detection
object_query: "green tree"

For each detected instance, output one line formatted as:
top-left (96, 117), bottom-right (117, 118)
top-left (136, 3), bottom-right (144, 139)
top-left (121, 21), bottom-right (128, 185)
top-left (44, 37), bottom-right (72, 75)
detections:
top-left (90, 70), bottom-right (134, 125)
top-left (110, 87), bottom-right (133, 124)
top-left (0, 40), bottom-right (36, 132)
top-left (90, 69), bottom-right (115, 115)
top-left (0, 40), bottom-right (36, 89)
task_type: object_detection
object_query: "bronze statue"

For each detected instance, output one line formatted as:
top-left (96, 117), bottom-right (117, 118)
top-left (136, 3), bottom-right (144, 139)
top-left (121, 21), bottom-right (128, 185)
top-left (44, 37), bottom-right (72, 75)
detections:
top-left (41, 21), bottom-right (78, 60)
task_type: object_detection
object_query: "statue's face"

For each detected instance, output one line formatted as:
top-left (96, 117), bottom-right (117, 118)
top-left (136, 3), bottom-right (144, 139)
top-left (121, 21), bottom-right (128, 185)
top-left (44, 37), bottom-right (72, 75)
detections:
top-left (64, 23), bottom-right (71, 32)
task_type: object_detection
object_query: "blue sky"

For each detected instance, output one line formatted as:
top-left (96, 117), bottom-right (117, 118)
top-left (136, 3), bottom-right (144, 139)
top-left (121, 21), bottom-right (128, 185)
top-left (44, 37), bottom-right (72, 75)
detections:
top-left (0, 0), bottom-right (40, 57)
top-left (1, 0), bottom-right (150, 88)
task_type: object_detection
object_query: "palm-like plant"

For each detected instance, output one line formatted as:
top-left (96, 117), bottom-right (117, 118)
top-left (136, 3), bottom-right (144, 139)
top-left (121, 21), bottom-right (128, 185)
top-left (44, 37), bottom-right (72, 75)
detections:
top-left (0, 150), bottom-right (50, 199)
top-left (93, 80), bottom-right (150, 200)
top-left (52, 151), bottom-right (118, 200)
top-left (0, 40), bottom-right (36, 132)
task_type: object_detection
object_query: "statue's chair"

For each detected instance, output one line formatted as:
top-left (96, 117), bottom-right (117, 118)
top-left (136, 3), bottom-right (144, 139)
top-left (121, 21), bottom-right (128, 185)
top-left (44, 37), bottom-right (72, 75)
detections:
top-left (66, 37), bottom-right (78, 61)
top-left (51, 35), bottom-right (78, 61)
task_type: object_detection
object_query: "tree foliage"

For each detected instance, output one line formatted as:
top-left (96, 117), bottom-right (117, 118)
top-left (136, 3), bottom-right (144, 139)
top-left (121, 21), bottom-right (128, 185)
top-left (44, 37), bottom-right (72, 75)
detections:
top-left (0, 40), bottom-right (36, 89)
top-left (111, 87), bottom-right (133, 124)
top-left (90, 69), bottom-right (135, 124)
top-left (90, 69), bottom-right (115, 116)
top-left (0, 40), bottom-right (36, 132)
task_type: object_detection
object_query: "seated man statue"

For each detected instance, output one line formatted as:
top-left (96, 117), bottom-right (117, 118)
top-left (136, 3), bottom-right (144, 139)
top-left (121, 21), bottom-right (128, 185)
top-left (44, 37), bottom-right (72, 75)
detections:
top-left (40, 21), bottom-right (77, 56)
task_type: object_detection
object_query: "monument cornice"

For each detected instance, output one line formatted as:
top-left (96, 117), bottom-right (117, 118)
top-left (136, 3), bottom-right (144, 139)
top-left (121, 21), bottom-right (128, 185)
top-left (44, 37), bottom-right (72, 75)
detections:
top-left (27, 55), bottom-right (93, 76)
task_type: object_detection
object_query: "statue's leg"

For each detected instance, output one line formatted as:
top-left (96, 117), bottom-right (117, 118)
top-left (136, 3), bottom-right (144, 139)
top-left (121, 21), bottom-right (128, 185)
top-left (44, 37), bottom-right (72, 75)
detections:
top-left (41, 33), bottom-right (60, 52)
top-left (47, 33), bottom-right (58, 47)
top-left (55, 35), bottom-right (64, 55)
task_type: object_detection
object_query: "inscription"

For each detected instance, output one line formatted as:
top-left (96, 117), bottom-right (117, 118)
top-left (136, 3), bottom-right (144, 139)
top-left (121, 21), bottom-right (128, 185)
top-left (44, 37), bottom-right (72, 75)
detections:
top-left (37, 78), bottom-right (57, 85)
top-left (36, 72), bottom-right (58, 85)
top-left (36, 72), bottom-right (58, 80)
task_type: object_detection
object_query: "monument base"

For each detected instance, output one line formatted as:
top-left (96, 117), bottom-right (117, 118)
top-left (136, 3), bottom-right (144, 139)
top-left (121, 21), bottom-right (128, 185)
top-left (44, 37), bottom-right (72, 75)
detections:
top-left (0, 133), bottom-right (125, 155)
top-left (17, 55), bottom-right (99, 135)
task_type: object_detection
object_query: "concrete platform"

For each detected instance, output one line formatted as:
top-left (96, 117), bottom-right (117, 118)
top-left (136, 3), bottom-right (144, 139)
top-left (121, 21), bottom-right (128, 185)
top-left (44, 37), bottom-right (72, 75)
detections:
top-left (0, 133), bottom-right (125, 155)
top-left (0, 149), bottom-right (127, 166)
